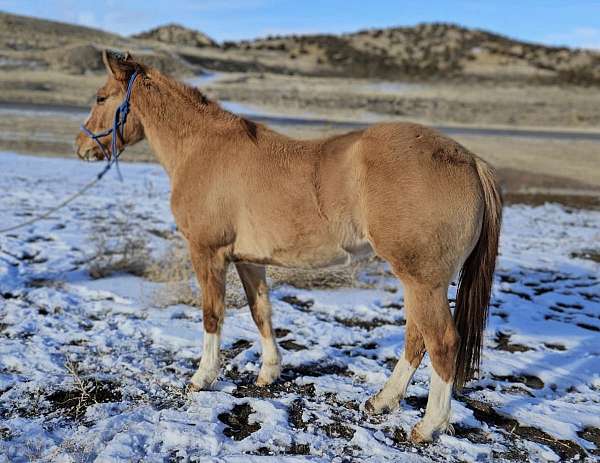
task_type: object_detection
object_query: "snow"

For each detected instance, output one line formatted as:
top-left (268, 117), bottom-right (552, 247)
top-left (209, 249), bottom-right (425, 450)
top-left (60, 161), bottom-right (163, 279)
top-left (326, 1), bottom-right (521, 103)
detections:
top-left (0, 151), bottom-right (599, 462)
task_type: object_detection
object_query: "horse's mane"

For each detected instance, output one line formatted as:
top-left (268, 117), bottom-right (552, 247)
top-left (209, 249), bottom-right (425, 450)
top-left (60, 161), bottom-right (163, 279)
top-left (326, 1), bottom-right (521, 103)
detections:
top-left (164, 75), bottom-right (210, 107)
top-left (155, 71), bottom-right (260, 143)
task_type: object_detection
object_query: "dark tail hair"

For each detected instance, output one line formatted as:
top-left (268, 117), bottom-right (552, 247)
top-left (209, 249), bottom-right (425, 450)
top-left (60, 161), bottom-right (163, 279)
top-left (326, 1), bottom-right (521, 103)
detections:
top-left (454, 158), bottom-right (503, 389)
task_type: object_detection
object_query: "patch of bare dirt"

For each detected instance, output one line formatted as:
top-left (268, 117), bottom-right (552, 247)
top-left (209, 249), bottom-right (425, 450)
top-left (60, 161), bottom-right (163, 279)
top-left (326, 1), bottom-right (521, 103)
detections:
top-left (462, 398), bottom-right (587, 460)
top-left (280, 295), bottom-right (314, 311)
top-left (322, 421), bottom-right (355, 440)
top-left (279, 339), bottom-right (308, 351)
top-left (230, 375), bottom-right (316, 400)
top-left (493, 332), bottom-right (533, 353)
top-left (217, 403), bottom-right (261, 441)
top-left (284, 362), bottom-right (351, 379)
top-left (571, 249), bottom-right (600, 263)
top-left (491, 374), bottom-right (544, 390)
top-left (222, 339), bottom-right (253, 361)
top-left (578, 427), bottom-right (600, 456)
top-left (334, 316), bottom-right (406, 330)
top-left (288, 398), bottom-right (310, 430)
top-left (46, 379), bottom-right (122, 420)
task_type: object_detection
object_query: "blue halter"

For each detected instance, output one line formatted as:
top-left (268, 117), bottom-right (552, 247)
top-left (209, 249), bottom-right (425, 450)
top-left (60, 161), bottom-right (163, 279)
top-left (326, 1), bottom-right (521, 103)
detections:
top-left (80, 70), bottom-right (139, 180)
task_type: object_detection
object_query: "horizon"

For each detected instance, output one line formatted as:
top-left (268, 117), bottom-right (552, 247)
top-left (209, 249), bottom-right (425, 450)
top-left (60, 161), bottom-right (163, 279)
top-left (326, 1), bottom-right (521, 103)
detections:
top-left (1, 1), bottom-right (600, 50)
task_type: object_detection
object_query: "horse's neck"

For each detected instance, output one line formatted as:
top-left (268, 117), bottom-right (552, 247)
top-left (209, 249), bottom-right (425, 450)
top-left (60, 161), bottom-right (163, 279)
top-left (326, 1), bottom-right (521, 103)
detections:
top-left (132, 75), bottom-right (226, 176)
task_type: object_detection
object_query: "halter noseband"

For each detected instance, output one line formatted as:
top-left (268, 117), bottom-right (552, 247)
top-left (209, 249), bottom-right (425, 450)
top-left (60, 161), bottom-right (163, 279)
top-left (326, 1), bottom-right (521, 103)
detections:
top-left (80, 70), bottom-right (139, 179)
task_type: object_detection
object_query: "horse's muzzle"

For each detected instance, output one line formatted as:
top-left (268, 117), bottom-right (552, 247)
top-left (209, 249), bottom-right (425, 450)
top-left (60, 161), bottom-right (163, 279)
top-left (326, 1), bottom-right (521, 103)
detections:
top-left (76, 144), bottom-right (105, 162)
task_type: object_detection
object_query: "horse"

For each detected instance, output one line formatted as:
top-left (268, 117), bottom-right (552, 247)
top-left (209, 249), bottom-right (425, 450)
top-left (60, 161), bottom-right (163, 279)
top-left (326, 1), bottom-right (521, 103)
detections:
top-left (75, 50), bottom-right (502, 443)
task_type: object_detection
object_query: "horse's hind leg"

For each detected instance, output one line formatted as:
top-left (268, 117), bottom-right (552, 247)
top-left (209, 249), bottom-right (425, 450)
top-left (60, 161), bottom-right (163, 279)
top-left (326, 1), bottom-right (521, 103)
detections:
top-left (235, 263), bottom-right (281, 386)
top-left (365, 319), bottom-right (425, 414)
top-left (404, 281), bottom-right (459, 443)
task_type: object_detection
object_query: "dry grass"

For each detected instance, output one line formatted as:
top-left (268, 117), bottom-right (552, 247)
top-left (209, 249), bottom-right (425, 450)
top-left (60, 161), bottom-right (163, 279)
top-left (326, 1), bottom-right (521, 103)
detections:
top-left (144, 235), bottom-right (194, 284)
top-left (0, 69), bottom-right (103, 107)
top-left (87, 208), bottom-right (150, 279)
top-left (144, 235), bottom-right (198, 307)
top-left (268, 263), bottom-right (364, 290)
top-left (62, 359), bottom-right (99, 419)
top-left (207, 72), bottom-right (600, 129)
top-left (454, 135), bottom-right (600, 191)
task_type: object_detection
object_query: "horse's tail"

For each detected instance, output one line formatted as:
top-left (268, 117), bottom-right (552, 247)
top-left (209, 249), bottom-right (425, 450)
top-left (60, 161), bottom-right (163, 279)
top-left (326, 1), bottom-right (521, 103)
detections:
top-left (454, 157), bottom-right (503, 389)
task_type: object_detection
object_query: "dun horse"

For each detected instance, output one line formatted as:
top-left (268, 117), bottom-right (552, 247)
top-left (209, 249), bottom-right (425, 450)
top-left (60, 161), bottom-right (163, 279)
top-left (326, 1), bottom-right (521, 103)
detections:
top-left (75, 51), bottom-right (502, 443)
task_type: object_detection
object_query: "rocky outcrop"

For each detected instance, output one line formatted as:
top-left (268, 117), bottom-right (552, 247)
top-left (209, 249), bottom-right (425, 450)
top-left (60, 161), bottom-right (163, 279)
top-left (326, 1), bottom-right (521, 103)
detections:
top-left (133, 24), bottom-right (217, 48)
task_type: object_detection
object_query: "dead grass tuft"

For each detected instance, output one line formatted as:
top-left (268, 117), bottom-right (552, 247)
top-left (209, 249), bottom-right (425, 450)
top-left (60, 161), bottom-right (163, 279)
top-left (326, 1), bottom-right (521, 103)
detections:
top-left (87, 206), bottom-right (150, 279)
top-left (46, 359), bottom-right (122, 420)
top-left (268, 264), bottom-right (362, 290)
top-left (144, 235), bottom-right (194, 284)
top-left (145, 236), bottom-right (199, 307)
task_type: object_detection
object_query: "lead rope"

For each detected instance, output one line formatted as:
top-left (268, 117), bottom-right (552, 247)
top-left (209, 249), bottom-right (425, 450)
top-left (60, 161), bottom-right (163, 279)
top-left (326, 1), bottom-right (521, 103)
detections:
top-left (0, 72), bottom-right (139, 234)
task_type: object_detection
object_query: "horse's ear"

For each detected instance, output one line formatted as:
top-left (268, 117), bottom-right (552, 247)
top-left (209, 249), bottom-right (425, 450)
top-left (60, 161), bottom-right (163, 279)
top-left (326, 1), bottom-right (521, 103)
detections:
top-left (102, 49), bottom-right (137, 81)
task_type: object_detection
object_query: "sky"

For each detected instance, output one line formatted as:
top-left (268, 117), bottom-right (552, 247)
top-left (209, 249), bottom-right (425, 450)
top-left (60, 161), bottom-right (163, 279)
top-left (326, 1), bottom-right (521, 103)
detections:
top-left (1, 0), bottom-right (600, 49)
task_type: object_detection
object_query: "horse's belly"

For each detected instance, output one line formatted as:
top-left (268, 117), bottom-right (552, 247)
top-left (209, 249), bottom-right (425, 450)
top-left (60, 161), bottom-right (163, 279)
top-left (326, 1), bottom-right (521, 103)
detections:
top-left (232, 235), bottom-right (372, 269)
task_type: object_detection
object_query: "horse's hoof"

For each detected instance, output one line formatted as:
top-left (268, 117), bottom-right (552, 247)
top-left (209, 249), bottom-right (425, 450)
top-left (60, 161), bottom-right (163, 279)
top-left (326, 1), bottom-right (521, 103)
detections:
top-left (364, 397), bottom-right (391, 415)
top-left (189, 380), bottom-right (213, 392)
top-left (190, 369), bottom-right (218, 391)
top-left (188, 382), bottom-right (202, 392)
top-left (364, 398), bottom-right (376, 414)
top-left (410, 421), bottom-right (453, 443)
top-left (409, 423), bottom-right (431, 444)
top-left (364, 392), bottom-right (398, 415)
top-left (256, 363), bottom-right (281, 386)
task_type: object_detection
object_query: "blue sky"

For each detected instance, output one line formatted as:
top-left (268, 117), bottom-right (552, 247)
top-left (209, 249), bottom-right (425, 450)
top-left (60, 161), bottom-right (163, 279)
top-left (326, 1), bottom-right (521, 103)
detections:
top-left (1, 0), bottom-right (600, 49)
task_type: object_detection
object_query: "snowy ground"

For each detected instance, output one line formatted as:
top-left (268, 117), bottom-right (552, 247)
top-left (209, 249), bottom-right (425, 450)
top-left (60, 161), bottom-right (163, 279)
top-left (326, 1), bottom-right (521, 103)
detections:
top-left (0, 152), bottom-right (599, 462)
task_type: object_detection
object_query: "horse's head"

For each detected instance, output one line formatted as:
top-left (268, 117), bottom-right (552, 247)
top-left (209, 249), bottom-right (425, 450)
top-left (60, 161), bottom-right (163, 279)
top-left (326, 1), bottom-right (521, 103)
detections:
top-left (75, 50), bottom-right (145, 161)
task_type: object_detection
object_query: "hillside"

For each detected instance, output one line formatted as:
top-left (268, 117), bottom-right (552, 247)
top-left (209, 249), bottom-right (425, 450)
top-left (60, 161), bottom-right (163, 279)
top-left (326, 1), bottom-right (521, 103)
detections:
top-left (2, 11), bottom-right (600, 132)
top-left (1, 11), bottom-right (599, 85)
top-left (0, 12), bottom-right (195, 76)
top-left (0, 11), bottom-right (124, 50)
top-left (223, 23), bottom-right (600, 84)
top-left (134, 21), bottom-right (600, 84)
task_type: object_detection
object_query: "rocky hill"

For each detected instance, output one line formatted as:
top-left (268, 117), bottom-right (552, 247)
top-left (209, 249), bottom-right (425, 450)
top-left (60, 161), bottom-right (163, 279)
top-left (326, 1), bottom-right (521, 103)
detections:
top-left (1, 11), bottom-right (599, 85)
top-left (133, 23), bottom-right (216, 48)
top-left (228, 23), bottom-right (600, 84)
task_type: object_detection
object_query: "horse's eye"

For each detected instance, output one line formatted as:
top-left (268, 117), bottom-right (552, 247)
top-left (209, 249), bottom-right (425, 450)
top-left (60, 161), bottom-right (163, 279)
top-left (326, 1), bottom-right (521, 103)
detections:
top-left (96, 95), bottom-right (107, 104)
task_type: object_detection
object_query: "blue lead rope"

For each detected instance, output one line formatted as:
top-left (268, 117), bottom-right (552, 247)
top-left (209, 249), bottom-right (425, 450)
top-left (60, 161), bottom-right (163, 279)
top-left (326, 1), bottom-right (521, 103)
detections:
top-left (80, 70), bottom-right (139, 181)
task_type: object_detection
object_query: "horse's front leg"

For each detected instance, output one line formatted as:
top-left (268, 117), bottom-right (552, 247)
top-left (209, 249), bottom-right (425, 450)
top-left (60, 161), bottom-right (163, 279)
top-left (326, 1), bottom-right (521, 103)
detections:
top-left (189, 248), bottom-right (228, 391)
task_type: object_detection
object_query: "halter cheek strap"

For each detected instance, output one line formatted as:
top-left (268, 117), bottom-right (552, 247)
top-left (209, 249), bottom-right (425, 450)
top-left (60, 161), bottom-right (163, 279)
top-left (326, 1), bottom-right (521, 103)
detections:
top-left (80, 70), bottom-right (139, 180)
